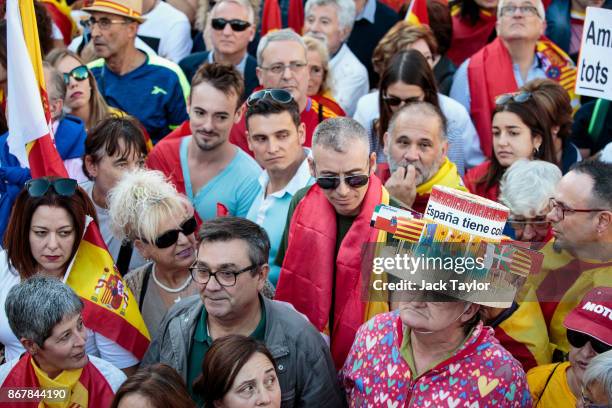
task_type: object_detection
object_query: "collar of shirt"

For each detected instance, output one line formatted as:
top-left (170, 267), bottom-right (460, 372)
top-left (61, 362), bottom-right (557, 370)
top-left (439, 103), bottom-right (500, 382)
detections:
top-left (258, 148), bottom-right (312, 198)
top-left (208, 50), bottom-right (248, 75)
top-left (355, 0), bottom-right (376, 23)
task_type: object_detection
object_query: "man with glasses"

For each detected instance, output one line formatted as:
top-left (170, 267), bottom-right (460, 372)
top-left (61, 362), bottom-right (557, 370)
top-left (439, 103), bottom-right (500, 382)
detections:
top-left (84, 0), bottom-right (190, 144)
top-left (142, 217), bottom-right (344, 406)
top-left (179, 0), bottom-right (258, 97)
top-left (147, 63), bottom-right (260, 220)
top-left (244, 91), bottom-right (314, 287)
top-left (275, 117), bottom-right (398, 369)
top-left (229, 29), bottom-right (338, 158)
top-left (450, 0), bottom-right (578, 158)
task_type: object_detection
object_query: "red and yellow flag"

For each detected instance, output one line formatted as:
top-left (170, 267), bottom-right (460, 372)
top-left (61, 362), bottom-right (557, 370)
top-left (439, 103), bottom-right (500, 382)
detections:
top-left (405, 0), bottom-right (430, 25)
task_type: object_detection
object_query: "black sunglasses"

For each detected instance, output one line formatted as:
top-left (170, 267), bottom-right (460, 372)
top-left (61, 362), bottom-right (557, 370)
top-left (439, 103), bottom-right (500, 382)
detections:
top-left (211, 18), bottom-right (251, 32)
top-left (26, 178), bottom-right (78, 197)
top-left (147, 216), bottom-right (198, 249)
top-left (316, 174), bottom-right (370, 190)
top-left (567, 329), bottom-right (611, 354)
top-left (63, 65), bottom-right (89, 85)
top-left (495, 91), bottom-right (532, 106)
top-left (246, 89), bottom-right (293, 107)
top-left (383, 94), bottom-right (422, 107)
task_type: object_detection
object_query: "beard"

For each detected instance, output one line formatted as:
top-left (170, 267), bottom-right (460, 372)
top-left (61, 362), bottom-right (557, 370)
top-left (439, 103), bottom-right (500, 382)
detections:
top-left (386, 151), bottom-right (445, 186)
top-left (193, 131), bottom-right (225, 152)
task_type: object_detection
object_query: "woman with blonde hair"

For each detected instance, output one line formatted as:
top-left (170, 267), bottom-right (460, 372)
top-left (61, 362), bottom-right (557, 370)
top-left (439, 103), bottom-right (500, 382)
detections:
top-left (108, 169), bottom-right (199, 335)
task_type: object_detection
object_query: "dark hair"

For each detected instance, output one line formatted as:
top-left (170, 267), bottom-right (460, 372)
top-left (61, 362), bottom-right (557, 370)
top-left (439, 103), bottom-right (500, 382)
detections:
top-left (83, 116), bottom-right (148, 179)
top-left (191, 63), bottom-right (245, 110)
top-left (451, 0), bottom-right (484, 25)
top-left (193, 335), bottom-right (278, 406)
top-left (110, 364), bottom-right (196, 408)
top-left (0, 20), bottom-right (6, 72)
top-left (479, 96), bottom-right (556, 189)
top-left (463, 305), bottom-right (484, 334)
top-left (377, 50), bottom-right (440, 145)
top-left (4, 179), bottom-right (98, 279)
top-left (428, 0), bottom-right (453, 55)
top-left (34, 1), bottom-right (54, 57)
top-left (245, 98), bottom-right (301, 130)
top-left (570, 160), bottom-right (612, 208)
top-left (198, 217), bottom-right (270, 268)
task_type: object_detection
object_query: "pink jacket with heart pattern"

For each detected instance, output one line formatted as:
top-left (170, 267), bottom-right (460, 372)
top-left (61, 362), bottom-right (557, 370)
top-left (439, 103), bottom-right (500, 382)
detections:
top-left (340, 310), bottom-right (532, 407)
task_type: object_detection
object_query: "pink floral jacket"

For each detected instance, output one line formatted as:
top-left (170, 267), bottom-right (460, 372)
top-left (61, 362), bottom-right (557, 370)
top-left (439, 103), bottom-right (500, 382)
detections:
top-left (340, 311), bottom-right (532, 407)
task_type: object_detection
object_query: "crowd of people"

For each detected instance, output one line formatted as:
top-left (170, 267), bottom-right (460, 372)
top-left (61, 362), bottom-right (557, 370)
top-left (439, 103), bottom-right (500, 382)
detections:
top-left (0, 0), bottom-right (611, 406)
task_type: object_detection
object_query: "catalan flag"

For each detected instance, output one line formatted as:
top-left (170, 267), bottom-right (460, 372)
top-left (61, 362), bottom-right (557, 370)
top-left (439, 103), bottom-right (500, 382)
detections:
top-left (405, 0), bottom-right (430, 25)
top-left (510, 246), bottom-right (543, 277)
top-left (393, 217), bottom-right (427, 242)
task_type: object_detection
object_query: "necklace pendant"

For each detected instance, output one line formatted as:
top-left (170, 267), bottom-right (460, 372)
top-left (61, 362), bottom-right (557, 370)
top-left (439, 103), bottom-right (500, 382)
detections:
top-left (174, 296), bottom-right (181, 304)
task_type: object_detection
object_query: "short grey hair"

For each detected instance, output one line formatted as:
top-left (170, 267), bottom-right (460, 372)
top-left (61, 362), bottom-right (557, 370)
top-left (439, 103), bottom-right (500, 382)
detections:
top-left (305, 0), bottom-right (356, 34)
top-left (43, 61), bottom-right (66, 102)
top-left (388, 102), bottom-right (448, 141)
top-left (6, 275), bottom-right (83, 347)
top-left (499, 160), bottom-right (562, 217)
top-left (313, 117), bottom-right (369, 153)
top-left (256, 29), bottom-right (307, 67)
top-left (497, 0), bottom-right (545, 19)
top-left (211, 0), bottom-right (256, 25)
top-left (583, 350), bottom-right (612, 404)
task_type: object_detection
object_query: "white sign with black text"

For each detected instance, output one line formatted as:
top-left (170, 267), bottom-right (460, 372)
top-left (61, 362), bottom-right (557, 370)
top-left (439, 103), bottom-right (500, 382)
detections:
top-left (575, 7), bottom-right (612, 100)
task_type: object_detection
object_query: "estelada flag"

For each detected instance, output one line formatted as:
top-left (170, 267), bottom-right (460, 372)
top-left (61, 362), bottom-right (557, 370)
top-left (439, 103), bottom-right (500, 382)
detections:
top-left (405, 0), bottom-right (430, 25)
top-left (65, 218), bottom-right (150, 360)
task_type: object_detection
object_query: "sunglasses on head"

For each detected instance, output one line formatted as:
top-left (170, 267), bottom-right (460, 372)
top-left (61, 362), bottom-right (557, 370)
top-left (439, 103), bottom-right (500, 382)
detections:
top-left (63, 65), bottom-right (90, 84)
top-left (147, 216), bottom-right (198, 249)
top-left (495, 91), bottom-right (532, 106)
top-left (567, 329), bottom-right (611, 354)
top-left (211, 18), bottom-right (251, 32)
top-left (246, 89), bottom-right (293, 107)
top-left (26, 178), bottom-right (78, 197)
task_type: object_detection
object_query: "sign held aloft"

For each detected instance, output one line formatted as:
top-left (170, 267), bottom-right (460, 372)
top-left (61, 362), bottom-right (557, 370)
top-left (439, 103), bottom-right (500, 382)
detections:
top-left (575, 7), bottom-right (612, 100)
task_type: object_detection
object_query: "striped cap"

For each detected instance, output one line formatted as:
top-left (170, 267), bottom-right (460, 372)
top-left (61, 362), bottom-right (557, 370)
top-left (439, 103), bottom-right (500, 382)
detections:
top-left (83, 0), bottom-right (145, 23)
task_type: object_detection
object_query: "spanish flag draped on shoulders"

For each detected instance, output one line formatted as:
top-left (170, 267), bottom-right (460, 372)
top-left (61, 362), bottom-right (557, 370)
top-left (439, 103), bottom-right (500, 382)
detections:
top-left (468, 37), bottom-right (578, 157)
top-left (446, 4), bottom-right (497, 66)
top-left (274, 175), bottom-right (391, 369)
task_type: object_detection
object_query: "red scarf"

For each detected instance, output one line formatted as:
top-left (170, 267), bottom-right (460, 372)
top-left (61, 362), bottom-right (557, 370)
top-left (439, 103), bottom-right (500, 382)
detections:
top-left (447, 7), bottom-right (496, 66)
top-left (275, 175), bottom-right (389, 368)
top-left (1, 354), bottom-right (116, 408)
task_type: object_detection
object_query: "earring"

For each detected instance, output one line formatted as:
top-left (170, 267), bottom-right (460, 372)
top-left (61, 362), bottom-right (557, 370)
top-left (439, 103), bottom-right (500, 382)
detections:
top-left (533, 146), bottom-right (540, 156)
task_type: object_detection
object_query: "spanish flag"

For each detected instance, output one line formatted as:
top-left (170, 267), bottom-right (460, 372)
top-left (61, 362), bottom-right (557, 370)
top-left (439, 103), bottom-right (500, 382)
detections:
top-left (65, 219), bottom-right (151, 360)
top-left (405, 0), bottom-right (430, 25)
top-left (40, 0), bottom-right (77, 46)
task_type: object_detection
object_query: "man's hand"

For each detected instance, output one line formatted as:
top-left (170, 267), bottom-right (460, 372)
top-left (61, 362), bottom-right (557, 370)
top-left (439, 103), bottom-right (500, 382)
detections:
top-left (384, 165), bottom-right (417, 208)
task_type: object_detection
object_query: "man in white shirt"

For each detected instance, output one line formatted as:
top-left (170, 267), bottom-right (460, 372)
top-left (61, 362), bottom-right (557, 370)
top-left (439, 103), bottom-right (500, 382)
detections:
top-left (138, 0), bottom-right (193, 62)
top-left (304, 0), bottom-right (369, 116)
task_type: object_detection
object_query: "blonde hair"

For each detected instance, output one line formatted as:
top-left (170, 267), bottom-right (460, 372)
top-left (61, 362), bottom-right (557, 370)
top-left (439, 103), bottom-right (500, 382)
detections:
top-left (372, 22), bottom-right (438, 76)
top-left (108, 170), bottom-right (192, 243)
top-left (303, 34), bottom-right (334, 95)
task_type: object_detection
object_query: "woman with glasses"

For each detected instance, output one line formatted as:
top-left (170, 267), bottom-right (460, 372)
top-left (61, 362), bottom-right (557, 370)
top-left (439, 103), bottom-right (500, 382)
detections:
top-left (46, 48), bottom-right (119, 130)
top-left (108, 169), bottom-right (199, 335)
top-left (527, 287), bottom-right (612, 407)
top-left (0, 177), bottom-right (139, 373)
top-left (464, 90), bottom-right (556, 202)
top-left (499, 159), bottom-right (561, 245)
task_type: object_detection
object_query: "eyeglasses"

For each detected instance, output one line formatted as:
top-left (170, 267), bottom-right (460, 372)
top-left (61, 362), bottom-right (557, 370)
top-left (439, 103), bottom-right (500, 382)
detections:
top-left (259, 61), bottom-right (307, 75)
top-left (83, 17), bottom-right (130, 30)
top-left (309, 65), bottom-right (324, 77)
top-left (383, 94), bottom-right (422, 107)
top-left (507, 217), bottom-right (551, 232)
top-left (189, 263), bottom-right (259, 287)
top-left (549, 198), bottom-right (609, 221)
top-left (495, 91), bottom-right (532, 106)
top-left (567, 329), bottom-right (611, 354)
top-left (63, 65), bottom-right (90, 85)
top-left (26, 178), bottom-right (77, 197)
top-left (500, 5), bottom-right (539, 17)
top-left (211, 18), bottom-right (251, 32)
top-left (246, 89), bottom-right (293, 107)
top-left (144, 216), bottom-right (198, 249)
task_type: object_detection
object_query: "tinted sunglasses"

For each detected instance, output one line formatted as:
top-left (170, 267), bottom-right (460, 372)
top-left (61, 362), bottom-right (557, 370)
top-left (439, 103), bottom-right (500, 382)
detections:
top-left (26, 178), bottom-right (78, 197)
top-left (495, 91), bottom-right (532, 106)
top-left (246, 89), bottom-right (293, 107)
top-left (567, 329), bottom-right (611, 354)
top-left (316, 174), bottom-right (370, 190)
top-left (63, 65), bottom-right (90, 84)
top-left (211, 18), bottom-right (251, 32)
top-left (149, 216), bottom-right (198, 249)
top-left (383, 94), bottom-right (421, 107)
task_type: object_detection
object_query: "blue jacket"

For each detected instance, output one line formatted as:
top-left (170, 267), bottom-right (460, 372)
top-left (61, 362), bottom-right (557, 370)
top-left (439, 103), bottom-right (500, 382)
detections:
top-left (55, 114), bottom-right (87, 160)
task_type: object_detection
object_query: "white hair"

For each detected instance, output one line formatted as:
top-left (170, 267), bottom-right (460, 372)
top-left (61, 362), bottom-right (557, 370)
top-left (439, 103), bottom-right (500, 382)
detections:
top-left (313, 117), bottom-right (369, 153)
top-left (256, 28), bottom-right (307, 67)
top-left (304, 0), bottom-right (356, 33)
top-left (499, 159), bottom-right (562, 217)
top-left (211, 0), bottom-right (256, 25)
top-left (583, 350), bottom-right (612, 404)
top-left (107, 169), bottom-right (191, 243)
top-left (497, 0), bottom-right (545, 19)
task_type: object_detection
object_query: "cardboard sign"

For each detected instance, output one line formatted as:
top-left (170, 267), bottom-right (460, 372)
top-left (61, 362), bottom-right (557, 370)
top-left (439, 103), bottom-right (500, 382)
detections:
top-left (575, 7), bottom-right (612, 100)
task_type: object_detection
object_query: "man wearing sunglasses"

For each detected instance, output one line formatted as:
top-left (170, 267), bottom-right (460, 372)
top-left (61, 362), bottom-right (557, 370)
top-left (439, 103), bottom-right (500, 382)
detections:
top-left (179, 0), bottom-right (258, 98)
top-left (84, 0), bottom-right (190, 144)
top-left (527, 287), bottom-right (612, 407)
top-left (449, 0), bottom-right (578, 158)
top-left (142, 217), bottom-right (344, 406)
top-left (275, 117), bottom-right (399, 369)
top-left (229, 29), bottom-right (338, 157)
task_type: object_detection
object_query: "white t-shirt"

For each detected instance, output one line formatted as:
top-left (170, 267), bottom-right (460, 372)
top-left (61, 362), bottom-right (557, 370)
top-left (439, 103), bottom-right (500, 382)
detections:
top-left (138, 1), bottom-right (192, 63)
top-left (329, 43), bottom-right (369, 117)
top-left (0, 251), bottom-right (139, 369)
